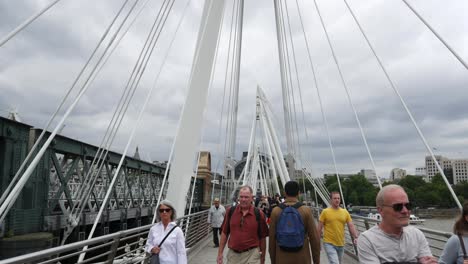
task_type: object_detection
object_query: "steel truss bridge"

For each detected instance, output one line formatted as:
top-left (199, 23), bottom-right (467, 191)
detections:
top-left (0, 116), bottom-right (204, 258)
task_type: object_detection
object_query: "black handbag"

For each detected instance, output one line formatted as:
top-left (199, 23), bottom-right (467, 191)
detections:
top-left (150, 225), bottom-right (178, 264)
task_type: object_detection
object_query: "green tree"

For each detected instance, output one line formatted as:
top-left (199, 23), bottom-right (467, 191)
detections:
top-left (397, 175), bottom-right (426, 190)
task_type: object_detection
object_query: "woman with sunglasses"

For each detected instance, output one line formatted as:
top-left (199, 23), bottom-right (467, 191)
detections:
top-left (145, 200), bottom-right (187, 264)
top-left (439, 201), bottom-right (468, 264)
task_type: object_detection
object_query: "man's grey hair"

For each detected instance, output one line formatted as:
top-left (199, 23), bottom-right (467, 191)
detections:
top-left (239, 185), bottom-right (254, 195)
top-left (376, 184), bottom-right (405, 207)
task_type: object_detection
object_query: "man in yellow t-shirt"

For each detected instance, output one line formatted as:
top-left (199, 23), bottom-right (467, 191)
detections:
top-left (317, 192), bottom-right (358, 264)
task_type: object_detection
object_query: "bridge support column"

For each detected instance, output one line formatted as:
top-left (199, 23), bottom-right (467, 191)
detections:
top-left (165, 0), bottom-right (225, 216)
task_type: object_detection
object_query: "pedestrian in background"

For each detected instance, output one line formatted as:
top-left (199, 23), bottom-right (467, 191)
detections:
top-left (439, 201), bottom-right (468, 264)
top-left (208, 198), bottom-right (226, 248)
top-left (317, 192), bottom-right (358, 264)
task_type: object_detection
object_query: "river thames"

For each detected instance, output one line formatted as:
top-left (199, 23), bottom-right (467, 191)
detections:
top-left (423, 216), bottom-right (458, 232)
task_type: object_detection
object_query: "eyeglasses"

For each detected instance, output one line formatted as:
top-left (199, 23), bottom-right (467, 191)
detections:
top-left (382, 202), bottom-right (412, 212)
top-left (159, 208), bottom-right (172, 213)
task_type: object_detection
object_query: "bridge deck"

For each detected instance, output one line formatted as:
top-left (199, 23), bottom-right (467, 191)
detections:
top-left (189, 237), bottom-right (358, 264)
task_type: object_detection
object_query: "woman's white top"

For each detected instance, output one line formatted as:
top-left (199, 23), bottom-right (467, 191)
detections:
top-left (145, 221), bottom-right (187, 264)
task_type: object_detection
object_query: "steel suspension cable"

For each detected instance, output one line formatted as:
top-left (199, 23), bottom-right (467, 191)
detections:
top-left (79, 1), bottom-right (189, 257)
top-left (221, 0), bottom-right (239, 161)
top-left (67, 0), bottom-right (176, 245)
top-left (68, 0), bottom-right (158, 208)
top-left (401, 0), bottom-right (468, 71)
top-left (0, 0), bottom-right (132, 209)
top-left (0, 0), bottom-right (139, 223)
top-left (66, 0), bottom-right (174, 243)
top-left (277, 1), bottom-right (298, 158)
top-left (273, 0), bottom-right (294, 155)
top-left (70, 0), bottom-right (173, 225)
top-left (342, 0), bottom-right (461, 208)
top-left (280, 3), bottom-right (301, 159)
top-left (293, 0), bottom-right (345, 206)
top-left (283, 0), bottom-right (313, 197)
top-left (0, 0), bottom-right (62, 47)
top-left (282, 0), bottom-right (308, 160)
top-left (313, 0), bottom-right (382, 195)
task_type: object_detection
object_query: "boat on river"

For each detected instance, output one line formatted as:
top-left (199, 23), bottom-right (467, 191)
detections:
top-left (367, 213), bottom-right (425, 225)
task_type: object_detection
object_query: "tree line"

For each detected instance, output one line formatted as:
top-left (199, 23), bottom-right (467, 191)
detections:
top-left (298, 174), bottom-right (468, 208)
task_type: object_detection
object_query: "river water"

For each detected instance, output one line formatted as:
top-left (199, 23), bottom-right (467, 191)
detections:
top-left (422, 216), bottom-right (458, 232)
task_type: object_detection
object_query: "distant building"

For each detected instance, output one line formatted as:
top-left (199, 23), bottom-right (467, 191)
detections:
top-left (452, 159), bottom-right (468, 184)
top-left (415, 167), bottom-right (426, 176)
top-left (359, 169), bottom-right (380, 187)
top-left (390, 168), bottom-right (407, 181)
top-left (324, 169), bottom-right (380, 187)
top-left (425, 155), bottom-right (468, 184)
top-left (324, 173), bottom-right (355, 181)
top-left (414, 167), bottom-right (427, 181)
top-left (425, 155), bottom-right (451, 182)
top-left (293, 169), bottom-right (307, 181)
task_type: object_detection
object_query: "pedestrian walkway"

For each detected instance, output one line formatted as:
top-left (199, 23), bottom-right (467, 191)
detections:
top-left (189, 237), bottom-right (358, 263)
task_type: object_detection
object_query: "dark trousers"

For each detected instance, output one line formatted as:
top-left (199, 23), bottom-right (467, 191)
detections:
top-left (212, 227), bottom-right (221, 246)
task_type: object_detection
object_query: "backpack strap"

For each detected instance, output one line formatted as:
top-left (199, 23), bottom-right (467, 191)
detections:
top-left (254, 207), bottom-right (261, 240)
top-left (226, 205), bottom-right (236, 236)
top-left (458, 234), bottom-right (467, 259)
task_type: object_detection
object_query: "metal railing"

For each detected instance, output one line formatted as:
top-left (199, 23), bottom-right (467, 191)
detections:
top-left (0, 210), bottom-right (210, 264)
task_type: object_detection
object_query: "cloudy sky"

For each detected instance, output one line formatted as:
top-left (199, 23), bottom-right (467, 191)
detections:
top-left (1, 0), bottom-right (467, 179)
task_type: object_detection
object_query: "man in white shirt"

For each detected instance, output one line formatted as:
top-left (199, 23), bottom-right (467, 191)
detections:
top-left (357, 184), bottom-right (437, 264)
top-left (208, 198), bottom-right (226, 248)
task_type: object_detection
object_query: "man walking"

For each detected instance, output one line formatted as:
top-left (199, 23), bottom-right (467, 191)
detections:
top-left (357, 184), bottom-right (437, 263)
top-left (317, 192), bottom-right (358, 264)
top-left (269, 181), bottom-right (320, 264)
top-left (217, 186), bottom-right (269, 264)
top-left (208, 198), bottom-right (225, 248)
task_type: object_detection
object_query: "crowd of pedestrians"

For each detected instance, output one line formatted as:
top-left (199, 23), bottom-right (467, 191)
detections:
top-left (145, 182), bottom-right (468, 264)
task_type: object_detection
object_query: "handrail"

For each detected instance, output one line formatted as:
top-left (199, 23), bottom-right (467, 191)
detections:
top-left (0, 210), bottom-right (210, 264)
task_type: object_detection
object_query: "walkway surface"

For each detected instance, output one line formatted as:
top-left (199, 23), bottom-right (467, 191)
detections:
top-left (189, 237), bottom-right (358, 264)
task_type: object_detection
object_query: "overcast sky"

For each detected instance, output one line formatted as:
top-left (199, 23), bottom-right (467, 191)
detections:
top-left (1, 0), bottom-right (467, 179)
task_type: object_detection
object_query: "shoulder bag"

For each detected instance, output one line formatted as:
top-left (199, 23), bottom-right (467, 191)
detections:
top-left (150, 225), bottom-right (178, 264)
top-left (458, 234), bottom-right (468, 260)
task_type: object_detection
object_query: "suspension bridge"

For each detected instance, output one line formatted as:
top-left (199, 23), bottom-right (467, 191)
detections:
top-left (0, 0), bottom-right (467, 263)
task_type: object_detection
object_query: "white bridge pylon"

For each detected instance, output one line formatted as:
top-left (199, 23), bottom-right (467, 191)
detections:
top-left (241, 86), bottom-right (291, 194)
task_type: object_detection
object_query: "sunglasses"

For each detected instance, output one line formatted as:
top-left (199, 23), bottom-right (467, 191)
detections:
top-left (382, 202), bottom-right (412, 212)
top-left (159, 208), bottom-right (172, 213)
top-left (240, 215), bottom-right (244, 228)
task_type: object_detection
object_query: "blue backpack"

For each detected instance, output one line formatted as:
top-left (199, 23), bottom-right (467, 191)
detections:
top-left (276, 202), bottom-right (305, 252)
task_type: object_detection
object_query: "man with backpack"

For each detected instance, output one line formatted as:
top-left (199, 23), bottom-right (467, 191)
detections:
top-left (269, 181), bottom-right (321, 264)
top-left (217, 185), bottom-right (269, 264)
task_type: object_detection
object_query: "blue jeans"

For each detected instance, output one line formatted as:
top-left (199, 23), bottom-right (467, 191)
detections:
top-left (323, 242), bottom-right (344, 264)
